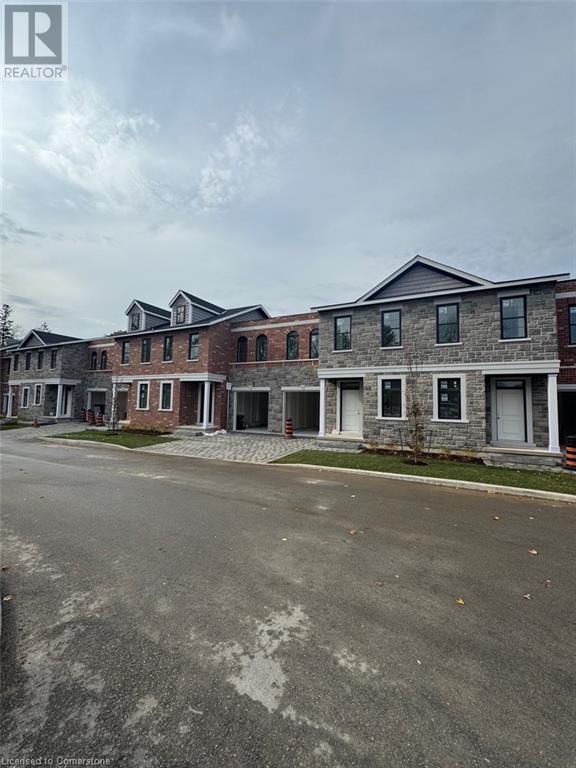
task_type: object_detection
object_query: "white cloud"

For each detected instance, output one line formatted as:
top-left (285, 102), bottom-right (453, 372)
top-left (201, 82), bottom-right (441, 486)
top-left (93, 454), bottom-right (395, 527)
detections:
top-left (146, 7), bottom-right (248, 52)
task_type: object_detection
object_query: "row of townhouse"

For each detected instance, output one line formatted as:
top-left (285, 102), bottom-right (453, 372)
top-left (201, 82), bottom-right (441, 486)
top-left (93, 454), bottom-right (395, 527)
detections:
top-left (3, 256), bottom-right (575, 463)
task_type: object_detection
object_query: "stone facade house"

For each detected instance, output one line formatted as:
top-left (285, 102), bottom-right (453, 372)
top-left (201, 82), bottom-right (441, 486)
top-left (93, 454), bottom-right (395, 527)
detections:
top-left (313, 256), bottom-right (565, 462)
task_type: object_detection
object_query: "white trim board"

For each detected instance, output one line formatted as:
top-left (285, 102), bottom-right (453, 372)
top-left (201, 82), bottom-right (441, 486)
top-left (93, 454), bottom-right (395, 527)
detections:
top-left (232, 319), bottom-right (317, 332)
top-left (113, 373), bottom-right (226, 383)
top-left (8, 378), bottom-right (82, 386)
top-left (318, 360), bottom-right (560, 378)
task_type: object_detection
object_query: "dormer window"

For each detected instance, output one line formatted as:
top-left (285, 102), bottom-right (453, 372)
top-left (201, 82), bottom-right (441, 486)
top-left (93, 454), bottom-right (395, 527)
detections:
top-left (175, 305), bottom-right (186, 325)
top-left (130, 312), bottom-right (141, 331)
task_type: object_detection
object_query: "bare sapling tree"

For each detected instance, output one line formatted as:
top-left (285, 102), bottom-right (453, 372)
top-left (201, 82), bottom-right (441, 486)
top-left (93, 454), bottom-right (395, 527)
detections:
top-left (405, 352), bottom-right (426, 465)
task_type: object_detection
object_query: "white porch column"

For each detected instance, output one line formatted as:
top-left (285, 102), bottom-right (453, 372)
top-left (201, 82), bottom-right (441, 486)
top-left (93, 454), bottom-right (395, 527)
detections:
top-left (202, 380), bottom-right (211, 429)
top-left (55, 384), bottom-right (63, 418)
top-left (547, 373), bottom-right (560, 453)
top-left (7, 386), bottom-right (14, 417)
top-left (318, 379), bottom-right (326, 437)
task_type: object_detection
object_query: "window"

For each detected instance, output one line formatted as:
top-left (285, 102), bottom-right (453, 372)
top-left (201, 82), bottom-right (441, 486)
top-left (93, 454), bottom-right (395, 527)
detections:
top-left (21, 387), bottom-right (30, 408)
top-left (500, 296), bottom-right (527, 340)
top-left (13, 354), bottom-right (19, 372)
top-left (163, 336), bottom-right (173, 362)
top-left (25, 352), bottom-right (31, 370)
top-left (100, 351), bottom-right (108, 370)
top-left (437, 378), bottom-right (462, 421)
top-left (141, 337), bottom-right (151, 363)
top-left (570, 306), bottom-right (576, 344)
top-left (50, 349), bottom-right (57, 369)
top-left (436, 303), bottom-right (459, 344)
top-left (90, 351), bottom-right (98, 370)
top-left (381, 310), bottom-right (401, 347)
top-left (121, 341), bottom-right (130, 365)
top-left (188, 333), bottom-right (199, 361)
top-left (286, 331), bottom-right (299, 360)
top-left (137, 382), bottom-right (149, 410)
top-left (34, 384), bottom-right (42, 406)
top-left (309, 329), bottom-right (319, 359)
top-left (175, 305), bottom-right (186, 325)
top-left (160, 382), bottom-right (173, 411)
top-left (256, 334), bottom-right (268, 362)
top-left (237, 336), bottom-right (247, 363)
top-left (37, 351), bottom-right (44, 370)
top-left (334, 316), bottom-right (351, 351)
top-left (380, 379), bottom-right (403, 418)
top-left (130, 312), bottom-right (141, 331)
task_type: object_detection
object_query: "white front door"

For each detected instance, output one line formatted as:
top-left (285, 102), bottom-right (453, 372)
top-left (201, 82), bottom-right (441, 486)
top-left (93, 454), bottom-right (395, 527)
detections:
top-left (341, 386), bottom-right (362, 434)
top-left (496, 382), bottom-right (526, 442)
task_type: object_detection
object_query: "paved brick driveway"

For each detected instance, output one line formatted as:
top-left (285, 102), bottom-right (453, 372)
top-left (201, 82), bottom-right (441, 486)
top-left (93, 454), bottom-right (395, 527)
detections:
top-left (141, 432), bottom-right (319, 464)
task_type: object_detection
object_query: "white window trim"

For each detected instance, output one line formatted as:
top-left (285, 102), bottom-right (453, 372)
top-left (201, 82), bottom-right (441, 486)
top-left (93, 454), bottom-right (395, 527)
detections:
top-left (159, 381), bottom-right (174, 411)
top-left (136, 381), bottom-right (150, 410)
top-left (498, 337), bottom-right (531, 343)
top-left (21, 386), bottom-right (30, 408)
top-left (432, 373), bottom-right (468, 423)
top-left (435, 342), bottom-right (463, 347)
top-left (33, 383), bottom-right (43, 406)
top-left (377, 375), bottom-right (406, 421)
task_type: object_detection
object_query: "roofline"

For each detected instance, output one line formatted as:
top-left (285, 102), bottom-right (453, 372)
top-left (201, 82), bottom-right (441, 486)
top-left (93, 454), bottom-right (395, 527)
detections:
top-left (356, 255), bottom-right (494, 303)
top-left (16, 330), bottom-right (45, 349)
top-left (312, 273), bottom-right (571, 312)
top-left (125, 300), bottom-right (170, 319)
top-left (11, 335), bottom-right (111, 351)
top-left (113, 305), bottom-right (269, 339)
top-left (168, 290), bottom-right (221, 315)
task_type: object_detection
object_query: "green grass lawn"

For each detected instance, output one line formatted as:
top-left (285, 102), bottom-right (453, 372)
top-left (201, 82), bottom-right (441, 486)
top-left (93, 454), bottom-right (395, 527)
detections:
top-left (49, 430), bottom-right (177, 449)
top-left (0, 422), bottom-right (29, 430)
top-left (275, 450), bottom-right (576, 496)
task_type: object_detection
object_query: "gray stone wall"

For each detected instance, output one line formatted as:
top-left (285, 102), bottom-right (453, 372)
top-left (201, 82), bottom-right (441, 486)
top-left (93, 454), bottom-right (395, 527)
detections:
top-left (531, 375), bottom-right (549, 447)
top-left (229, 364), bottom-right (318, 433)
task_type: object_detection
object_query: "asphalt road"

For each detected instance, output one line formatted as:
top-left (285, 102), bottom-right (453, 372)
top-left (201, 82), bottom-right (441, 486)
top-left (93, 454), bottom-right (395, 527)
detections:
top-left (1, 433), bottom-right (575, 768)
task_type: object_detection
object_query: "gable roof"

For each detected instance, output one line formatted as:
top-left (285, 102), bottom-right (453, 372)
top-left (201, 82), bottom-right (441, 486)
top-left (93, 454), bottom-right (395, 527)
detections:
top-left (17, 329), bottom-right (81, 349)
top-left (168, 290), bottom-right (225, 315)
top-left (113, 305), bottom-right (270, 338)
top-left (125, 299), bottom-right (170, 319)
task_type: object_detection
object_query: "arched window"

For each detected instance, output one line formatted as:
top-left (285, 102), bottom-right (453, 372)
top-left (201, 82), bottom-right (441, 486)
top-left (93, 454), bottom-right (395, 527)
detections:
top-left (309, 329), bottom-right (319, 359)
top-left (256, 334), bottom-right (268, 362)
top-left (286, 331), bottom-right (299, 360)
top-left (236, 336), bottom-right (247, 363)
top-left (100, 351), bottom-right (108, 370)
top-left (90, 351), bottom-right (98, 370)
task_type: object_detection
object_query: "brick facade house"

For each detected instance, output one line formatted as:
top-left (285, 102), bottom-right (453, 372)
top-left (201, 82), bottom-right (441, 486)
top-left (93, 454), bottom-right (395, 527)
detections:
top-left (5, 257), bottom-right (572, 461)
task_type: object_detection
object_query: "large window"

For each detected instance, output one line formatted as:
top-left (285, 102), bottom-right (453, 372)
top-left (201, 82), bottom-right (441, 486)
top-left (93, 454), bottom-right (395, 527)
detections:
top-left (137, 382), bottom-right (149, 410)
top-left (159, 382), bottom-right (173, 411)
top-left (130, 312), bottom-right (141, 331)
top-left (500, 296), bottom-right (527, 340)
top-left (286, 332), bottom-right (299, 360)
top-left (175, 305), bottom-right (186, 325)
top-left (334, 316), bottom-right (351, 351)
top-left (34, 384), bottom-right (42, 406)
top-left (256, 334), bottom-right (268, 362)
top-left (163, 336), bottom-right (173, 362)
top-left (25, 353), bottom-right (31, 370)
top-left (121, 341), bottom-right (130, 365)
top-left (21, 387), bottom-right (30, 408)
top-left (237, 336), bottom-right (248, 362)
top-left (100, 351), bottom-right (108, 370)
top-left (90, 351), bottom-right (98, 370)
top-left (309, 329), bottom-right (319, 359)
top-left (381, 310), bottom-right (401, 347)
top-left (570, 306), bottom-right (576, 344)
top-left (13, 354), bottom-right (19, 372)
top-left (141, 338), bottom-right (151, 363)
top-left (437, 378), bottom-right (462, 420)
top-left (436, 303), bottom-right (459, 344)
top-left (50, 349), bottom-right (57, 369)
top-left (380, 379), bottom-right (403, 418)
top-left (188, 333), bottom-right (199, 361)
top-left (37, 351), bottom-right (44, 370)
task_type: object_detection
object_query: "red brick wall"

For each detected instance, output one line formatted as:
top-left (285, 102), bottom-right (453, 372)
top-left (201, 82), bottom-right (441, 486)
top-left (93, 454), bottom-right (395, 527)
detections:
top-left (556, 281), bottom-right (576, 384)
top-left (230, 312), bottom-right (319, 367)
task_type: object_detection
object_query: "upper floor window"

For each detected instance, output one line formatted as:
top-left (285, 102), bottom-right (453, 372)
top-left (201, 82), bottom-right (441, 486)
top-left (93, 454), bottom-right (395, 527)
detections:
top-left (286, 332), bottom-right (299, 360)
top-left (570, 306), bottom-right (576, 345)
top-left (436, 303), bottom-right (459, 344)
top-left (380, 378), bottom-right (403, 419)
top-left (141, 337), bottom-right (151, 363)
top-left (50, 349), bottom-right (57, 369)
top-left (37, 351), bottom-right (44, 370)
top-left (500, 296), bottom-right (527, 340)
top-left (237, 336), bottom-right (248, 363)
top-left (25, 352), bottom-right (31, 370)
top-left (437, 378), bottom-right (462, 421)
top-left (175, 305), bottom-right (186, 325)
top-left (382, 310), bottom-right (401, 347)
top-left (34, 384), bottom-right (42, 406)
top-left (256, 334), bottom-right (268, 362)
top-left (334, 316), bottom-right (351, 351)
top-left (21, 387), bottom-right (29, 408)
top-left (137, 382), bottom-right (149, 410)
top-left (188, 333), bottom-right (199, 361)
top-left (309, 329), bottom-right (319, 359)
top-left (90, 351), bottom-right (98, 370)
top-left (13, 354), bottom-right (19, 371)
top-left (130, 312), bottom-right (141, 331)
top-left (121, 341), bottom-right (130, 365)
top-left (163, 335), bottom-right (173, 362)
top-left (100, 351), bottom-right (108, 370)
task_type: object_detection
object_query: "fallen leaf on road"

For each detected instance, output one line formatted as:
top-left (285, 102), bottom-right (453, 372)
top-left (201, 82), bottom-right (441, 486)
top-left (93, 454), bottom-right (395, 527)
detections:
top-left (523, 594), bottom-right (532, 600)
top-left (1, 565), bottom-right (8, 571)
top-left (349, 528), bottom-right (358, 536)
top-left (528, 549), bottom-right (538, 556)
top-left (374, 581), bottom-right (384, 587)
top-left (416, 659), bottom-right (422, 665)
top-left (455, 598), bottom-right (465, 606)
top-left (350, 495), bottom-right (356, 498)
top-left (2, 595), bottom-right (14, 602)
top-left (544, 579), bottom-right (552, 588)
top-left (281, 538), bottom-right (288, 542)
top-left (529, 516), bottom-right (534, 520)
top-left (493, 516), bottom-right (500, 520)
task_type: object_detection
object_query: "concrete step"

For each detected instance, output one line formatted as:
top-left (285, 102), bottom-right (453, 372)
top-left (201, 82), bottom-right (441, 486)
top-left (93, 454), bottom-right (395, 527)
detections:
top-left (316, 438), bottom-right (364, 453)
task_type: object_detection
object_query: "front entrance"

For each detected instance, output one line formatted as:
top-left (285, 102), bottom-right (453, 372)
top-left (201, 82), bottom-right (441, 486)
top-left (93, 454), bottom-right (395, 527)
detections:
top-left (495, 380), bottom-right (526, 442)
top-left (340, 382), bottom-right (362, 435)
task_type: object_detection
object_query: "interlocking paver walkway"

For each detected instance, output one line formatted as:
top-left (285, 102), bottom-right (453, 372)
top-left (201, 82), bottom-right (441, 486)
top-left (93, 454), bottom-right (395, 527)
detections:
top-left (140, 432), bottom-right (319, 464)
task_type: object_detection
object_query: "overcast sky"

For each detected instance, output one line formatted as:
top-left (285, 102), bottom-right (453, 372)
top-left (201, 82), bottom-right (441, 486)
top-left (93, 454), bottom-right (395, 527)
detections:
top-left (2, 1), bottom-right (575, 338)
